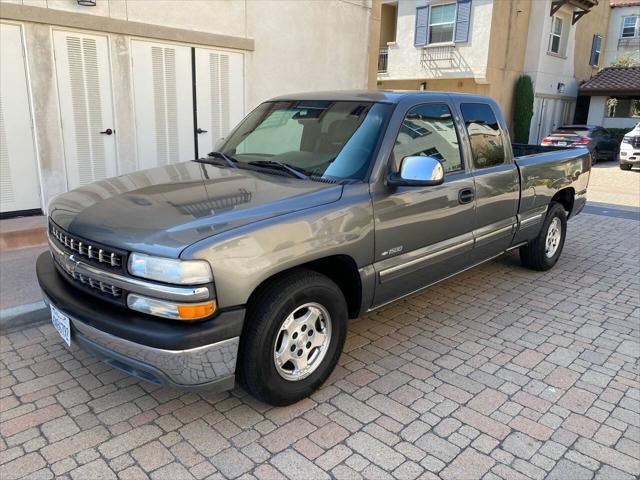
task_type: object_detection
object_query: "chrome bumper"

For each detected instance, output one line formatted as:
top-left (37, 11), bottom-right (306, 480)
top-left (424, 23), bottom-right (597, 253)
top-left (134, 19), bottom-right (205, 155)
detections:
top-left (45, 297), bottom-right (238, 391)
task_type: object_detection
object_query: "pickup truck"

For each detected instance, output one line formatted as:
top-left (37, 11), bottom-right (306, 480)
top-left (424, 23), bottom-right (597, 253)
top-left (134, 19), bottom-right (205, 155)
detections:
top-left (37, 91), bottom-right (591, 405)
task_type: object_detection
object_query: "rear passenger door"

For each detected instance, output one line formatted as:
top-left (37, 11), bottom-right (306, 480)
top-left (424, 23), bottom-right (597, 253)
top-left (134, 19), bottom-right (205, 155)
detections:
top-left (371, 102), bottom-right (476, 307)
top-left (457, 102), bottom-right (519, 263)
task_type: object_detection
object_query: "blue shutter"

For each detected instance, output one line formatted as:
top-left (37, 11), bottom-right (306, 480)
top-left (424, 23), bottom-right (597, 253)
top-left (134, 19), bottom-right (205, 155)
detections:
top-left (454, 0), bottom-right (472, 43)
top-left (415, 5), bottom-right (430, 46)
top-left (589, 35), bottom-right (601, 66)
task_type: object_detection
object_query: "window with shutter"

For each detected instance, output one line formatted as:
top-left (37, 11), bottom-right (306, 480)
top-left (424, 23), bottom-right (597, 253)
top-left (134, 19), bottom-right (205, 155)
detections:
top-left (589, 35), bottom-right (601, 66)
top-left (415, 6), bottom-right (429, 46)
top-left (454, 0), bottom-right (472, 43)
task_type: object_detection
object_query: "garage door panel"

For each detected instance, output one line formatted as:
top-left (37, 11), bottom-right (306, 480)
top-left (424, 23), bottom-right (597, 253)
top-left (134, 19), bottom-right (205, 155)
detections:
top-left (131, 40), bottom-right (194, 169)
top-left (53, 29), bottom-right (117, 190)
top-left (0, 23), bottom-right (41, 214)
top-left (195, 48), bottom-right (244, 156)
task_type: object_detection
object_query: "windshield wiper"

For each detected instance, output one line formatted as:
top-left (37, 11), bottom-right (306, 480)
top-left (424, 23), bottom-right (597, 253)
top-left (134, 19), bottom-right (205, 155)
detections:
top-left (248, 160), bottom-right (309, 180)
top-left (201, 151), bottom-right (238, 168)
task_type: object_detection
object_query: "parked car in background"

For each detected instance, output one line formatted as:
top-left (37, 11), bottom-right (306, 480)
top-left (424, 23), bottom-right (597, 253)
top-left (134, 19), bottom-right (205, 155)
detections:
top-left (37, 92), bottom-right (591, 405)
top-left (620, 123), bottom-right (640, 171)
top-left (541, 125), bottom-right (619, 163)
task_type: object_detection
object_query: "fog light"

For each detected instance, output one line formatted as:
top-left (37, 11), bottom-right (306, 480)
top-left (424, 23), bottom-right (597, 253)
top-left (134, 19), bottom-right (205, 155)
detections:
top-left (127, 294), bottom-right (216, 320)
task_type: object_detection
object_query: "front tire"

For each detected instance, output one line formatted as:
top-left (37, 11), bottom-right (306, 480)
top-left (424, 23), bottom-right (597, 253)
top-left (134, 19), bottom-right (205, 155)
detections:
top-left (520, 202), bottom-right (567, 271)
top-left (238, 269), bottom-right (347, 406)
top-left (620, 163), bottom-right (632, 171)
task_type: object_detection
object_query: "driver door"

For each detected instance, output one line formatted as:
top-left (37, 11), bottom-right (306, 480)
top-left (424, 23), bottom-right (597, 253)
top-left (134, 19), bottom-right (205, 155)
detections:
top-left (371, 102), bottom-right (477, 307)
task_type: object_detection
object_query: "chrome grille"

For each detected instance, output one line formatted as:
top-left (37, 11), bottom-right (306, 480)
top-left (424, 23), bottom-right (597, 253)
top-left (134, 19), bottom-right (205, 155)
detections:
top-left (72, 271), bottom-right (122, 297)
top-left (54, 255), bottom-right (122, 298)
top-left (50, 224), bottom-right (122, 268)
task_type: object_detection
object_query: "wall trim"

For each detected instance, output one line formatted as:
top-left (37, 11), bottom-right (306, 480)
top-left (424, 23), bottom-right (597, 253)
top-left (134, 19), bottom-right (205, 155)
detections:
top-left (0, 3), bottom-right (255, 51)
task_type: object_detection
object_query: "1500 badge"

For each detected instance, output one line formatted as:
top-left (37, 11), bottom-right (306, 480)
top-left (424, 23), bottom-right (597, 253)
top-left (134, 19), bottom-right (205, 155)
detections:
top-left (381, 246), bottom-right (403, 257)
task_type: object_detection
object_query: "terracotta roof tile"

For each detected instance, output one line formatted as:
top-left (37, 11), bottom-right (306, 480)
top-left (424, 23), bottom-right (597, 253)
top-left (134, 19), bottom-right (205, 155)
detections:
top-left (579, 67), bottom-right (640, 95)
top-left (610, 0), bottom-right (640, 7)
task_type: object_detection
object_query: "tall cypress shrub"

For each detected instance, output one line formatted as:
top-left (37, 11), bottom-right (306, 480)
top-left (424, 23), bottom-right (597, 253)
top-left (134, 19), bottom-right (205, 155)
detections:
top-left (513, 75), bottom-right (534, 144)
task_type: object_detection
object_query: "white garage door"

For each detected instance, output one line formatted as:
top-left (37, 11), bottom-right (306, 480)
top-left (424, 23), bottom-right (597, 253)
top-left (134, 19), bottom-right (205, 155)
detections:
top-left (0, 23), bottom-right (41, 214)
top-left (194, 47), bottom-right (244, 157)
top-left (131, 40), bottom-right (194, 169)
top-left (53, 30), bottom-right (117, 190)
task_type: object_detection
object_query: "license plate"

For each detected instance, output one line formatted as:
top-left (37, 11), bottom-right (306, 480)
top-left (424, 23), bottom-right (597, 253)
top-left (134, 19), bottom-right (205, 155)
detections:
top-left (50, 304), bottom-right (71, 347)
top-left (557, 141), bottom-right (567, 146)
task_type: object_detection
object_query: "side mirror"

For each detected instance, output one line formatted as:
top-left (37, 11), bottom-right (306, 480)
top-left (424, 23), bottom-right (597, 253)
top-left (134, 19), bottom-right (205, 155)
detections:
top-left (387, 155), bottom-right (445, 187)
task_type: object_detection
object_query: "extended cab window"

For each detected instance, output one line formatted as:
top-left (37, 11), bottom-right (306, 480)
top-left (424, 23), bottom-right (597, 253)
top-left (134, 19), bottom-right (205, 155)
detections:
top-left (220, 101), bottom-right (391, 181)
top-left (460, 103), bottom-right (506, 169)
top-left (392, 103), bottom-right (463, 174)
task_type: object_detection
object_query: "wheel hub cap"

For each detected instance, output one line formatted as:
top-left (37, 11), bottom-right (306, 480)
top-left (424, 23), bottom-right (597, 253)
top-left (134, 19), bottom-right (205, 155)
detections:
top-left (273, 303), bottom-right (332, 381)
top-left (545, 217), bottom-right (561, 258)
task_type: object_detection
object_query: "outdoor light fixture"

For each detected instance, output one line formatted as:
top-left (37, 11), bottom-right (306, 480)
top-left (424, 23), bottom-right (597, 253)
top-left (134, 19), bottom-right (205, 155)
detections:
top-left (557, 82), bottom-right (566, 94)
top-left (77, 0), bottom-right (96, 6)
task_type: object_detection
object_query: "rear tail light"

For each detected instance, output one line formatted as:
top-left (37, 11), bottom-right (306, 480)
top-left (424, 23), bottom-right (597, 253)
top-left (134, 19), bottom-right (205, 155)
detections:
top-left (541, 137), bottom-right (553, 145)
top-left (574, 137), bottom-right (591, 145)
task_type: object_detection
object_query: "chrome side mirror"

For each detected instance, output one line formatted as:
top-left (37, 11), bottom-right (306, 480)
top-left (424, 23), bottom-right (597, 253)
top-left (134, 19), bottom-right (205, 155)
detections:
top-left (387, 155), bottom-right (445, 187)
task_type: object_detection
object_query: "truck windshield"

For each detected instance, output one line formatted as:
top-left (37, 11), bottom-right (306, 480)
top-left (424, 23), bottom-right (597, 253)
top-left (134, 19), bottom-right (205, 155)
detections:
top-left (217, 101), bottom-right (391, 181)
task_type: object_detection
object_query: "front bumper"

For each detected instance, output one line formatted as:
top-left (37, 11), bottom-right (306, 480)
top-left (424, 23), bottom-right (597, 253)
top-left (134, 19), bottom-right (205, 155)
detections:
top-left (37, 252), bottom-right (244, 391)
top-left (620, 149), bottom-right (640, 165)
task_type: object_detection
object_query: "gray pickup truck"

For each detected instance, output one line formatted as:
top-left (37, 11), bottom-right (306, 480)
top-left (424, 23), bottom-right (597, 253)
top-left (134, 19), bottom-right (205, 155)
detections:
top-left (37, 91), bottom-right (590, 405)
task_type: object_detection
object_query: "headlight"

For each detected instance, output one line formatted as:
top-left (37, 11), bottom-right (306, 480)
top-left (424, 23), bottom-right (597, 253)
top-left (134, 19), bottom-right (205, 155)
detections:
top-left (128, 253), bottom-right (213, 284)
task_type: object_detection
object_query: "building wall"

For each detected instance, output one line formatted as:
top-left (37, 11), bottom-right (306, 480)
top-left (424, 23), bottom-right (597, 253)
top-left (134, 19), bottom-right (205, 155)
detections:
top-left (574, 0), bottom-right (611, 81)
top-left (0, 0), bottom-right (372, 212)
top-left (587, 95), bottom-right (640, 129)
top-left (603, 6), bottom-right (640, 66)
top-left (379, 0), bottom-right (495, 83)
top-left (484, 0), bottom-right (531, 127)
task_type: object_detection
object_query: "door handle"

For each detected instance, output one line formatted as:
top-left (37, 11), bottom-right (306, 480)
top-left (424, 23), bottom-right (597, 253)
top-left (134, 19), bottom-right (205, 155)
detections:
top-left (196, 128), bottom-right (208, 134)
top-left (458, 188), bottom-right (475, 204)
top-left (99, 128), bottom-right (114, 135)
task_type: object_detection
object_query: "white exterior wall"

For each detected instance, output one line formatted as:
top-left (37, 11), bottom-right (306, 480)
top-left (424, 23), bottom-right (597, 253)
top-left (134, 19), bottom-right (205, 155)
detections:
top-left (587, 96), bottom-right (640, 130)
top-left (523, 0), bottom-right (578, 143)
top-left (379, 0), bottom-right (494, 82)
top-left (603, 6), bottom-right (640, 66)
top-left (0, 0), bottom-right (372, 211)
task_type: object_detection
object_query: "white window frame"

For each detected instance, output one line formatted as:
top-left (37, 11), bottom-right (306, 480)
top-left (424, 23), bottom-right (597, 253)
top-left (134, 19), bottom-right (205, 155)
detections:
top-left (621, 15), bottom-right (639, 38)
top-left (548, 16), bottom-right (564, 54)
top-left (428, 2), bottom-right (457, 45)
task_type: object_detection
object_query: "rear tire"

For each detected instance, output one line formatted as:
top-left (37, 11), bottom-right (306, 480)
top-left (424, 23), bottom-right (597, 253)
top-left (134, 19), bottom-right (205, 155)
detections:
top-left (238, 269), bottom-right (347, 406)
top-left (520, 202), bottom-right (567, 271)
top-left (620, 163), bottom-right (632, 171)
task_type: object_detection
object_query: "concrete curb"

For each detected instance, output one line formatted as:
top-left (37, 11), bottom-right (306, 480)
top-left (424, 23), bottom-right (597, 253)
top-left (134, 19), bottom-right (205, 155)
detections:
top-left (0, 301), bottom-right (50, 333)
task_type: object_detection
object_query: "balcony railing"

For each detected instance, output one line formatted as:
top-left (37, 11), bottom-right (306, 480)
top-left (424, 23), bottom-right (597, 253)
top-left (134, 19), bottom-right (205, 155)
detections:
top-left (378, 47), bottom-right (388, 73)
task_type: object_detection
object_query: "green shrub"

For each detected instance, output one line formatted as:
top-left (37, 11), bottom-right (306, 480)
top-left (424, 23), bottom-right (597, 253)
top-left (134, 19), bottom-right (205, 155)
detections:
top-left (606, 127), bottom-right (633, 144)
top-left (513, 75), bottom-right (534, 144)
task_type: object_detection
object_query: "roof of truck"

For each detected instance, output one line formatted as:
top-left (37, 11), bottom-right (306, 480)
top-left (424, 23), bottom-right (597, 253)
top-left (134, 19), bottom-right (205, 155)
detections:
top-left (268, 90), bottom-right (489, 104)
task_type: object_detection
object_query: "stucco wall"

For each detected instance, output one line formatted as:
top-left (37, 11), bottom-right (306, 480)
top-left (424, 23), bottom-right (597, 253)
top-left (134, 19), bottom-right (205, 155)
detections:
top-left (587, 96), bottom-right (640, 129)
top-left (603, 6), bottom-right (640, 66)
top-left (484, 0), bottom-right (531, 128)
top-left (574, 0), bottom-right (610, 81)
top-left (524, 0), bottom-right (579, 99)
top-left (0, 0), bottom-right (372, 210)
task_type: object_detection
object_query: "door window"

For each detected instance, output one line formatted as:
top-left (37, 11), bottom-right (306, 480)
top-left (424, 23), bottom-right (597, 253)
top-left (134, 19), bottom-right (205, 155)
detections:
top-left (392, 103), bottom-right (463, 174)
top-left (460, 103), bottom-right (506, 169)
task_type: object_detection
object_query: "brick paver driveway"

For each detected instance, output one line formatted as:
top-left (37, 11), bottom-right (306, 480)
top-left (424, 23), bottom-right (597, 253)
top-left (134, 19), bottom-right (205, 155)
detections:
top-left (1, 212), bottom-right (639, 480)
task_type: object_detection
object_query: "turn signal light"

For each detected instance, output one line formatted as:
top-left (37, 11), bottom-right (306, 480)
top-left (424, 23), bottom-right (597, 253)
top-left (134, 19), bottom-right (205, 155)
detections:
top-left (178, 302), bottom-right (216, 319)
top-left (127, 294), bottom-right (216, 321)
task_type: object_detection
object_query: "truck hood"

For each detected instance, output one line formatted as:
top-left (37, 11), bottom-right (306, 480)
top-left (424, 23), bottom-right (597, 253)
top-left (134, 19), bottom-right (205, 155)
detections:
top-left (49, 162), bottom-right (343, 257)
